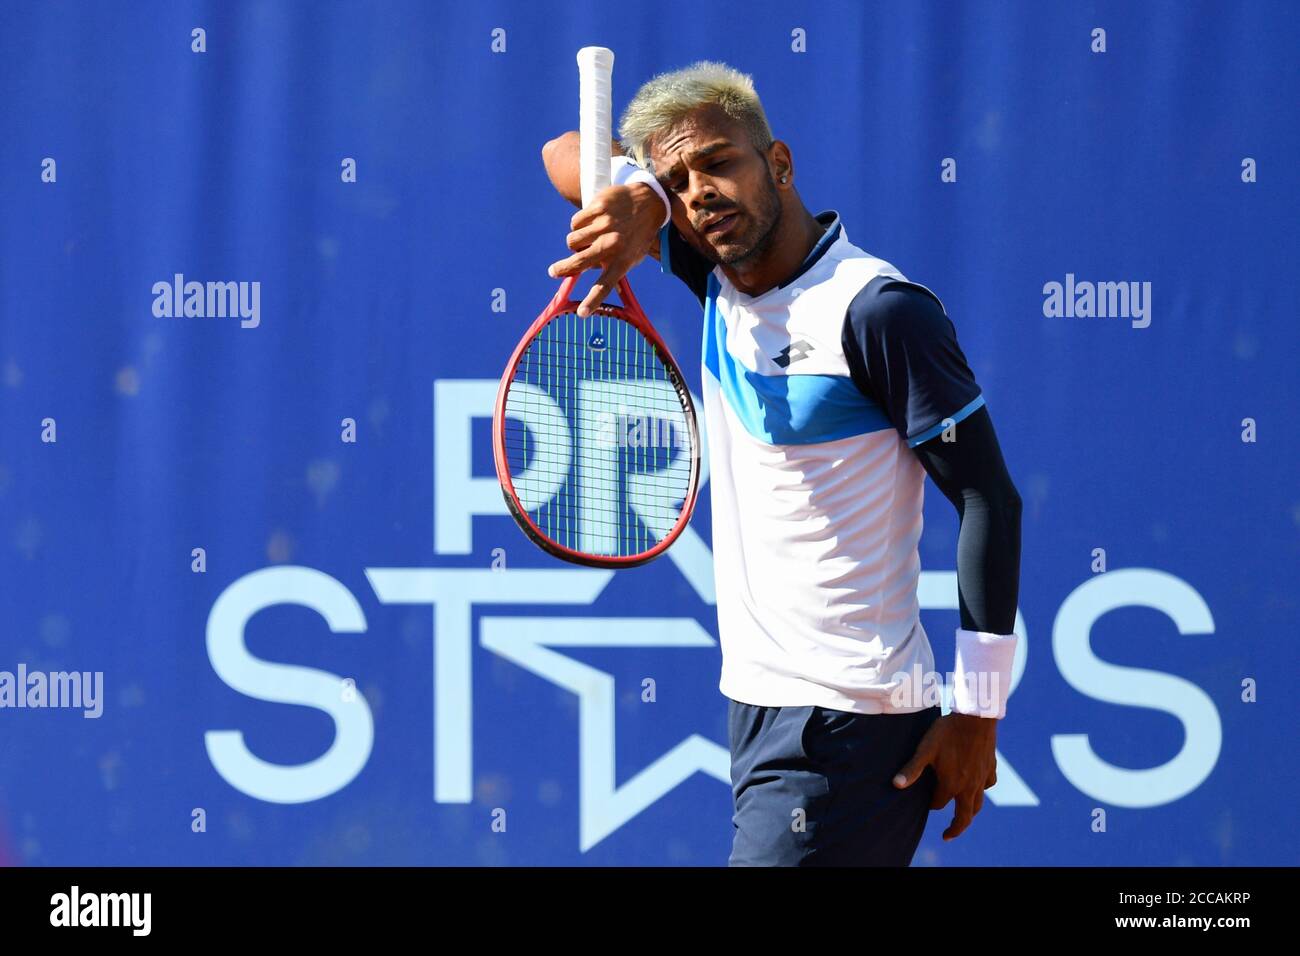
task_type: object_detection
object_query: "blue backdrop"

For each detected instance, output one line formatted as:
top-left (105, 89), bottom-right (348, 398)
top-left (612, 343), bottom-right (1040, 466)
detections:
top-left (0, 0), bottom-right (1296, 866)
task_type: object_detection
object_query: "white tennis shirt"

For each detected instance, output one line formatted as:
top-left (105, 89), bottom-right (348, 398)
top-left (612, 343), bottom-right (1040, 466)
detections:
top-left (660, 209), bottom-right (987, 715)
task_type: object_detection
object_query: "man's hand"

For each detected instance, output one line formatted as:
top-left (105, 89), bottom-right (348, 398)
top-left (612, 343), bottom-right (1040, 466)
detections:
top-left (892, 712), bottom-right (999, 841)
top-left (546, 182), bottom-right (665, 317)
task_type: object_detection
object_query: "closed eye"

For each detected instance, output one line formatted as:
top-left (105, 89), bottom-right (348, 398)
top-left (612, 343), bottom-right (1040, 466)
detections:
top-left (667, 159), bottom-right (731, 193)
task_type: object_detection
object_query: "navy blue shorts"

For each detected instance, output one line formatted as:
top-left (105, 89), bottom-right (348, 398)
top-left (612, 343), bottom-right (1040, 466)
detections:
top-left (727, 699), bottom-right (942, 866)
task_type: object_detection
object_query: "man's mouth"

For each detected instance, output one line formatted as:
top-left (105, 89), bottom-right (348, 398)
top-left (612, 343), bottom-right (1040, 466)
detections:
top-left (700, 211), bottom-right (739, 237)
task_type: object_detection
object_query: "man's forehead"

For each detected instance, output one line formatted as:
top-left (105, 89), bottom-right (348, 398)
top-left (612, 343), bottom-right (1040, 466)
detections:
top-left (651, 138), bottom-right (734, 177)
top-left (647, 107), bottom-right (744, 172)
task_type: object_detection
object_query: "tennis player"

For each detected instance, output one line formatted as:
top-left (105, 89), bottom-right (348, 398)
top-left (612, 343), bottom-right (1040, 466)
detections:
top-left (542, 61), bottom-right (1022, 866)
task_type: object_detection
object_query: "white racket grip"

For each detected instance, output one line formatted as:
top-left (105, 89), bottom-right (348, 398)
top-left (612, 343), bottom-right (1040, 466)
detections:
top-left (577, 46), bottom-right (614, 208)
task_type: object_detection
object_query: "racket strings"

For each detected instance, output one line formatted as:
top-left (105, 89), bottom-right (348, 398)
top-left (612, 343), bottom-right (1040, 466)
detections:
top-left (502, 310), bottom-right (694, 557)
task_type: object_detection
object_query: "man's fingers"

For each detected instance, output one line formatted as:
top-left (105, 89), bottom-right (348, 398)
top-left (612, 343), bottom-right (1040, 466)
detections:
top-left (892, 741), bottom-right (936, 789)
top-left (942, 792), bottom-right (978, 841)
top-left (577, 286), bottom-right (609, 318)
top-left (576, 264), bottom-right (620, 317)
top-left (929, 780), bottom-right (953, 811)
top-left (564, 219), bottom-right (609, 253)
top-left (547, 252), bottom-right (580, 278)
top-left (569, 201), bottom-right (602, 230)
top-left (552, 186), bottom-right (653, 279)
top-left (548, 244), bottom-right (603, 279)
top-left (549, 232), bottom-right (618, 278)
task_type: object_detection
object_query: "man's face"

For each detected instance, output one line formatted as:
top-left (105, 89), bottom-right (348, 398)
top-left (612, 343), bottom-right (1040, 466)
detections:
top-left (648, 105), bottom-right (783, 268)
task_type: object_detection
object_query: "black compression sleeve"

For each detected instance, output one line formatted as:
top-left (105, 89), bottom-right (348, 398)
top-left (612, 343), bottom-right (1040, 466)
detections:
top-left (910, 405), bottom-right (1023, 635)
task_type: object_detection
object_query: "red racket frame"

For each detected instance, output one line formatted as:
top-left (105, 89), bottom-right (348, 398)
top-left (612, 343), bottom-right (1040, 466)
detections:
top-left (492, 273), bottom-right (701, 568)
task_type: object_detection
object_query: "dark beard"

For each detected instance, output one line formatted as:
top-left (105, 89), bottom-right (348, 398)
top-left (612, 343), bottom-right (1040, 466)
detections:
top-left (704, 178), bottom-right (784, 268)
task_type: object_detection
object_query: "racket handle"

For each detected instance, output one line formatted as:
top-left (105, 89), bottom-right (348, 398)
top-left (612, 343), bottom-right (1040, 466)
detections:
top-left (577, 46), bottom-right (614, 208)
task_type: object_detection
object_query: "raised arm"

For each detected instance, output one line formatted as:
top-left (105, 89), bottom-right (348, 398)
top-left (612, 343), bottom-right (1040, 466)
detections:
top-left (541, 131), bottom-right (666, 285)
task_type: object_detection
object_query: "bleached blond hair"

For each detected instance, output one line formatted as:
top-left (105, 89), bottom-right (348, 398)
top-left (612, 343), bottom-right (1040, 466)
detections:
top-left (618, 61), bottom-right (774, 173)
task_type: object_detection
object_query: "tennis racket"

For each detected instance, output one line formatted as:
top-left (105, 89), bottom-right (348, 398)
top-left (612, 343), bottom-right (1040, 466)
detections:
top-left (491, 46), bottom-right (701, 568)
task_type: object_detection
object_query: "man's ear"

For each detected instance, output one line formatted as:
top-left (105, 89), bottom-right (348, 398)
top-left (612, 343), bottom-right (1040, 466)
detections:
top-left (767, 140), bottom-right (794, 184)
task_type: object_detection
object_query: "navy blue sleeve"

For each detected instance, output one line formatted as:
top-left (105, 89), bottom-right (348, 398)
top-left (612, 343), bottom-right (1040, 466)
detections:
top-left (658, 222), bottom-right (713, 307)
top-left (909, 406), bottom-right (1023, 635)
top-left (840, 276), bottom-right (984, 446)
top-left (842, 277), bottom-right (1020, 635)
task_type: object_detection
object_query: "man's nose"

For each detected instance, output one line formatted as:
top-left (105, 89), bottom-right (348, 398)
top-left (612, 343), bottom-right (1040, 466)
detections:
top-left (686, 181), bottom-right (720, 221)
top-left (686, 170), bottom-right (719, 206)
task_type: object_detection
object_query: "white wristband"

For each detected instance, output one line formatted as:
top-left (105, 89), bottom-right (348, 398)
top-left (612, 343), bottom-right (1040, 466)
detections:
top-left (611, 155), bottom-right (671, 228)
top-left (952, 628), bottom-right (1018, 719)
